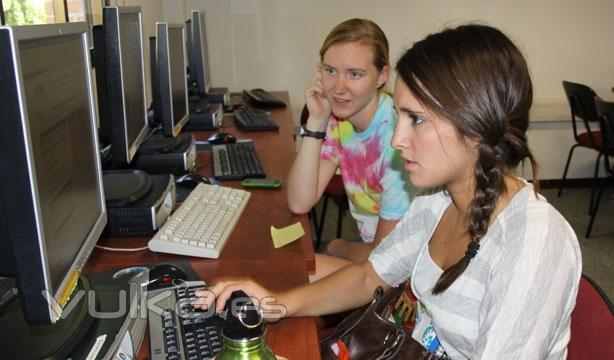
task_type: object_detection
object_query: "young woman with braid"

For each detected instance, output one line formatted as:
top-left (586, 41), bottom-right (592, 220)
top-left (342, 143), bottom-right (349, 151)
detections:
top-left (195, 24), bottom-right (582, 359)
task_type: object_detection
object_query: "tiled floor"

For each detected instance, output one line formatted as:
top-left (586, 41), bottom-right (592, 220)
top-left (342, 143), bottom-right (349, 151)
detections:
top-left (315, 186), bottom-right (614, 300)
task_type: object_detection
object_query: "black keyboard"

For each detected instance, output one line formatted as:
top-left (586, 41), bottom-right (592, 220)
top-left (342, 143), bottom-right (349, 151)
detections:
top-left (211, 140), bottom-right (266, 180)
top-left (242, 88), bottom-right (287, 108)
top-left (233, 107), bottom-right (279, 132)
top-left (148, 281), bottom-right (223, 360)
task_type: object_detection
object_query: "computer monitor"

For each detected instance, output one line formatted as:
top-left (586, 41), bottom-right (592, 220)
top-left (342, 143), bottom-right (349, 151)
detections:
top-left (0, 22), bottom-right (106, 326)
top-left (93, 6), bottom-right (149, 165)
top-left (189, 9), bottom-right (212, 95)
top-left (185, 18), bottom-right (197, 89)
top-left (155, 22), bottom-right (189, 137)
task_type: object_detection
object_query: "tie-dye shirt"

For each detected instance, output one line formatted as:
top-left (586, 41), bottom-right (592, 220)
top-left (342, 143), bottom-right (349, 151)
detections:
top-left (320, 93), bottom-right (414, 242)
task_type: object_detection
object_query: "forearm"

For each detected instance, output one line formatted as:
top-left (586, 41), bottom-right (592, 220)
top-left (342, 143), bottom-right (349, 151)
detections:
top-left (279, 261), bottom-right (388, 317)
top-left (287, 138), bottom-right (324, 213)
top-left (328, 241), bottom-right (375, 263)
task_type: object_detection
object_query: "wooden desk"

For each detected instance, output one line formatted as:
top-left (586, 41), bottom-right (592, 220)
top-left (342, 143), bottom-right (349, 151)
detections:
top-left (86, 92), bottom-right (320, 359)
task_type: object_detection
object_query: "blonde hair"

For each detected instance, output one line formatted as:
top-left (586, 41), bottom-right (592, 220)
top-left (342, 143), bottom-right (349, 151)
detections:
top-left (319, 18), bottom-right (389, 72)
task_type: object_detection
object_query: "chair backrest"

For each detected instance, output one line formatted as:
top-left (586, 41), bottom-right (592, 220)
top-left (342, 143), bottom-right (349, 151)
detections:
top-left (567, 274), bottom-right (614, 359)
top-left (563, 81), bottom-right (599, 123)
top-left (562, 81), bottom-right (600, 145)
top-left (594, 97), bottom-right (614, 173)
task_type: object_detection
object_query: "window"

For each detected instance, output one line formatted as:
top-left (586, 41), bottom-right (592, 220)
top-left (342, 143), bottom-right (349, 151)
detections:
top-left (0, 0), bottom-right (103, 26)
top-left (2, 0), bottom-right (64, 25)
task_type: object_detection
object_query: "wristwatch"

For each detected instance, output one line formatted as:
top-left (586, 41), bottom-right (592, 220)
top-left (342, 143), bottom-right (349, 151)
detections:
top-left (299, 126), bottom-right (326, 140)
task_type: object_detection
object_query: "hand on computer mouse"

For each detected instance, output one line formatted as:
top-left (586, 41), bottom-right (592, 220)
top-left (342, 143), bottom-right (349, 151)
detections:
top-left (193, 279), bottom-right (288, 322)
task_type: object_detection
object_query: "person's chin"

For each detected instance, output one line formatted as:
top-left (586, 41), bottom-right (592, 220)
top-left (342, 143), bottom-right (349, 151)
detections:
top-left (331, 107), bottom-right (356, 120)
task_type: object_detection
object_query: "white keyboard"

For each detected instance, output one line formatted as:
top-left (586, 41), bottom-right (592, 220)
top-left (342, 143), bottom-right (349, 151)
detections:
top-left (148, 183), bottom-right (251, 258)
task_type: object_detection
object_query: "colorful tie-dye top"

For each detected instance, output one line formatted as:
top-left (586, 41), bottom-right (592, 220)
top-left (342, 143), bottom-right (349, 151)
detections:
top-left (320, 93), bottom-right (414, 242)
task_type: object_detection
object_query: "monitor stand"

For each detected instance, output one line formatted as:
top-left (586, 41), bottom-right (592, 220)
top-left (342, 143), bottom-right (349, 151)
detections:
top-left (0, 277), bottom-right (95, 358)
top-left (103, 169), bottom-right (175, 237)
top-left (0, 274), bottom-right (145, 359)
top-left (132, 133), bottom-right (197, 175)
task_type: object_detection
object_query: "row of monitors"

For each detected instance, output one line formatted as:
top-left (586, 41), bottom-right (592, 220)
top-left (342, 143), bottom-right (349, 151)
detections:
top-left (95, 6), bottom-right (213, 166)
top-left (0, 5), bottom-right (211, 328)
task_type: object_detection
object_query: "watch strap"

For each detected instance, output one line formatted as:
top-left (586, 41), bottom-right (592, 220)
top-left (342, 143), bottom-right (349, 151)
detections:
top-left (300, 126), bottom-right (326, 140)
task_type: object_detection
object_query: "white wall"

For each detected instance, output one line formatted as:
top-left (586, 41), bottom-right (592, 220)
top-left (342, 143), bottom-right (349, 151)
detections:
top-left (143, 0), bottom-right (614, 180)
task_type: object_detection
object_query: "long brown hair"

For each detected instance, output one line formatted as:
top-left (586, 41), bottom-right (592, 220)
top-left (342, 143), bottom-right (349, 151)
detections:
top-left (396, 24), bottom-right (538, 294)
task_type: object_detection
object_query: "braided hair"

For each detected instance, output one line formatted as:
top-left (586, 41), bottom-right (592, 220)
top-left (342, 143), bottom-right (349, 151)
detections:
top-left (395, 24), bottom-right (538, 294)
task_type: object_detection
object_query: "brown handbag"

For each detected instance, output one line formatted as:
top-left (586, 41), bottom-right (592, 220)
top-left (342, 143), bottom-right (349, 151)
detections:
top-left (319, 283), bottom-right (445, 360)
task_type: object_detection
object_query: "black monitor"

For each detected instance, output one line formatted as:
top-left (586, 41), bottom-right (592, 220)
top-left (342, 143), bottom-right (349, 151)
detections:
top-left (155, 22), bottom-right (189, 137)
top-left (189, 10), bottom-right (212, 95)
top-left (185, 18), bottom-right (197, 89)
top-left (0, 22), bottom-right (106, 326)
top-left (93, 6), bottom-right (149, 165)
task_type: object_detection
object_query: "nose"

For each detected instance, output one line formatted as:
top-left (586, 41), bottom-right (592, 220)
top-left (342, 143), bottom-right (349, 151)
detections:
top-left (391, 119), bottom-right (408, 151)
top-left (333, 75), bottom-right (347, 93)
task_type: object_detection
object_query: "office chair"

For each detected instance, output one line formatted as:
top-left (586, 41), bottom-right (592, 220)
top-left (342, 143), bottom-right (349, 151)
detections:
top-left (299, 105), bottom-right (348, 249)
top-left (567, 274), bottom-right (614, 359)
top-left (586, 98), bottom-right (614, 238)
top-left (559, 81), bottom-right (604, 215)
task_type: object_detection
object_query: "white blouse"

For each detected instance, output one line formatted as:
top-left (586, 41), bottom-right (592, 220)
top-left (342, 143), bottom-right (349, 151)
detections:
top-left (369, 182), bottom-right (582, 359)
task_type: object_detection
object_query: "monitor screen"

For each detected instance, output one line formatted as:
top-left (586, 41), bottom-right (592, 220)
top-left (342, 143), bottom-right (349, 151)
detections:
top-left (0, 22), bottom-right (106, 325)
top-left (156, 22), bottom-right (189, 137)
top-left (190, 10), bottom-right (212, 95)
top-left (94, 6), bottom-right (149, 165)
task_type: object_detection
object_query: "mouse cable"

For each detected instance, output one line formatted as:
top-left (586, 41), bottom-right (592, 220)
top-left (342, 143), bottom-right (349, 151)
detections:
top-left (95, 245), bottom-right (149, 252)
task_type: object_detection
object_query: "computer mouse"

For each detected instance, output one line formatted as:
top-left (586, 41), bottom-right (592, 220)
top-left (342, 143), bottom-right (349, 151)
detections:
top-left (176, 173), bottom-right (210, 189)
top-left (208, 132), bottom-right (237, 145)
top-left (147, 263), bottom-right (188, 290)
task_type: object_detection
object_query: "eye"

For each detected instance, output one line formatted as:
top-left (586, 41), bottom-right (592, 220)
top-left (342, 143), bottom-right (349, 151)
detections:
top-left (347, 71), bottom-right (363, 80)
top-left (323, 67), bottom-right (336, 76)
top-left (409, 114), bottom-right (424, 126)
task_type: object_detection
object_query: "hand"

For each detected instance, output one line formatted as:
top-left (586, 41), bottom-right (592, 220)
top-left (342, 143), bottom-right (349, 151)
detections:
top-left (193, 278), bottom-right (288, 322)
top-left (304, 69), bottom-right (331, 130)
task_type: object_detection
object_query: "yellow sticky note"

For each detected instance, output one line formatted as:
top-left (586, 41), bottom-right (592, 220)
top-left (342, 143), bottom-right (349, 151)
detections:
top-left (271, 222), bottom-right (305, 248)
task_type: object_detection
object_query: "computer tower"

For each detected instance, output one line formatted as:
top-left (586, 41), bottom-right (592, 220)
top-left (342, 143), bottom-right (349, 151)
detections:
top-left (104, 170), bottom-right (176, 237)
top-left (133, 133), bottom-right (197, 175)
top-left (186, 101), bottom-right (223, 131)
top-left (207, 86), bottom-right (230, 106)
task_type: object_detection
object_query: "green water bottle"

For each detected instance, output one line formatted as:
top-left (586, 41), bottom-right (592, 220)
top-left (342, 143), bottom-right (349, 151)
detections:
top-left (215, 291), bottom-right (276, 360)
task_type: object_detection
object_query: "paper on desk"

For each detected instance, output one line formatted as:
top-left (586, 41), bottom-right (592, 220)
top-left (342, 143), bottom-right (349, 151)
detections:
top-left (271, 222), bottom-right (305, 248)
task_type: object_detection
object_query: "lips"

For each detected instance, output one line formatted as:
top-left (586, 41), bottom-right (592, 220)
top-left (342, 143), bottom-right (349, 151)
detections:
top-left (404, 159), bottom-right (417, 171)
top-left (332, 97), bottom-right (350, 105)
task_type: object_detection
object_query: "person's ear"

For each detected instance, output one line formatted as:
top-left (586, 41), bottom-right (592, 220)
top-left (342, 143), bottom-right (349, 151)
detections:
top-left (376, 65), bottom-right (391, 89)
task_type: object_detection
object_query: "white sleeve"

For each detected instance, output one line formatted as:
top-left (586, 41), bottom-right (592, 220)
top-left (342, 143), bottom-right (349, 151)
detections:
top-left (472, 208), bottom-right (581, 359)
top-left (369, 192), bottom-right (447, 287)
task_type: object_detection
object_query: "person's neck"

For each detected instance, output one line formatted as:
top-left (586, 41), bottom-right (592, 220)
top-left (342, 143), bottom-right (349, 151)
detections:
top-left (349, 93), bottom-right (380, 132)
top-left (446, 173), bottom-right (524, 224)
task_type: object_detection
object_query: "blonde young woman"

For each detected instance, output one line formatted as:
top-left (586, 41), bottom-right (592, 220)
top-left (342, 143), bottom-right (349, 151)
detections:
top-left (287, 19), bottom-right (414, 280)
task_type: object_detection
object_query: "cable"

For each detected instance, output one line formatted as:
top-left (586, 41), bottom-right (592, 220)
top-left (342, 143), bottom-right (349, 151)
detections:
top-left (0, 287), bottom-right (19, 317)
top-left (142, 124), bottom-right (162, 144)
top-left (193, 160), bottom-right (211, 173)
top-left (95, 245), bottom-right (149, 252)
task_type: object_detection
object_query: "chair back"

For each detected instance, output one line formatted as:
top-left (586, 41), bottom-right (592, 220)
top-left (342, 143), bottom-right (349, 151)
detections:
top-left (562, 81), bottom-right (600, 147)
top-left (567, 274), bottom-right (614, 359)
top-left (594, 97), bottom-right (614, 174)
